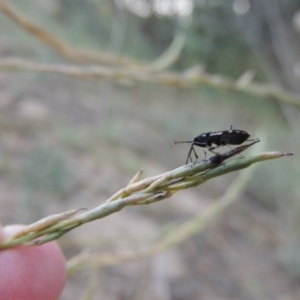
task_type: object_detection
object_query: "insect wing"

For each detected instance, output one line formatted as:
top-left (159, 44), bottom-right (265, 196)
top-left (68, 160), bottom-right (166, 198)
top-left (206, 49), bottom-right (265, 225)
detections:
top-left (215, 130), bottom-right (249, 145)
top-left (206, 130), bottom-right (226, 147)
top-left (208, 131), bottom-right (223, 136)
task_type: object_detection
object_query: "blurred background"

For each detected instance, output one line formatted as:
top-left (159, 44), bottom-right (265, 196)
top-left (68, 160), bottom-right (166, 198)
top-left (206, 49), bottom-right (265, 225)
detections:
top-left (0, 0), bottom-right (300, 299)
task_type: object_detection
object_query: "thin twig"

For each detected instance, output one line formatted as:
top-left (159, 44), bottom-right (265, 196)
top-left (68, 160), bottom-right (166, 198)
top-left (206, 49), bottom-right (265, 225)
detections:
top-left (67, 157), bottom-right (256, 273)
top-left (0, 1), bottom-right (184, 70)
top-left (0, 58), bottom-right (299, 108)
top-left (0, 146), bottom-right (293, 250)
top-left (0, 1), bottom-right (139, 66)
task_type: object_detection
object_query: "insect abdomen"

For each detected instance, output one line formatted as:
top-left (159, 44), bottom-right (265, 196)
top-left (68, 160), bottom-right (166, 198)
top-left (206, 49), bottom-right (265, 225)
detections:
top-left (221, 130), bottom-right (250, 145)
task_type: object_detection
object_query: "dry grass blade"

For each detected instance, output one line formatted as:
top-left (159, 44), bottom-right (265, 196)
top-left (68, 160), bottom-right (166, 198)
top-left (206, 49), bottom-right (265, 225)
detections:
top-left (0, 1), bottom-right (184, 70)
top-left (67, 156), bottom-right (256, 273)
top-left (0, 1), bottom-right (140, 66)
top-left (10, 208), bottom-right (86, 239)
top-left (127, 169), bottom-right (143, 185)
top-left (0, 145), bottom-right (294, 250)
top-left (0, 58), bottom-right (300, 108)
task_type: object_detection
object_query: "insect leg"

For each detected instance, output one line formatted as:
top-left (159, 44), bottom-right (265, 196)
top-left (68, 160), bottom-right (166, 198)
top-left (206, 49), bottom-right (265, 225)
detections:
top-left (226, 145), bottom-right (243, 157)
top-left (208, 146), bottom-right (220, 156)
top-left (191, 145), bottom-right (199, 164)
top-left (186, 145), bottom-right (194, 165)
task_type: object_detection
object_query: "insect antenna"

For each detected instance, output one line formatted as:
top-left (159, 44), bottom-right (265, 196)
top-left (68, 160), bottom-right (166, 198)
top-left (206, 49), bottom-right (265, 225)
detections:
top-left (172, 140), bottom-right (194, 146)
top-left (172, 140), bottom-right (197, 164)
top-left (172, 141), bottom-right (203, 164)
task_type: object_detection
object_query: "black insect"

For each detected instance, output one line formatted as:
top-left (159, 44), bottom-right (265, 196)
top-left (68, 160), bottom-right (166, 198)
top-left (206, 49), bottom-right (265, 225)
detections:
top-left (173, 125), bottom-right (253, 164)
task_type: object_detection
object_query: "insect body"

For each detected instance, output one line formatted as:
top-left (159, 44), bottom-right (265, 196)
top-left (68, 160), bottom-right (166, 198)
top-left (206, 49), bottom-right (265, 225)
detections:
top-left (173, 125), bottom-right (251, 164)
